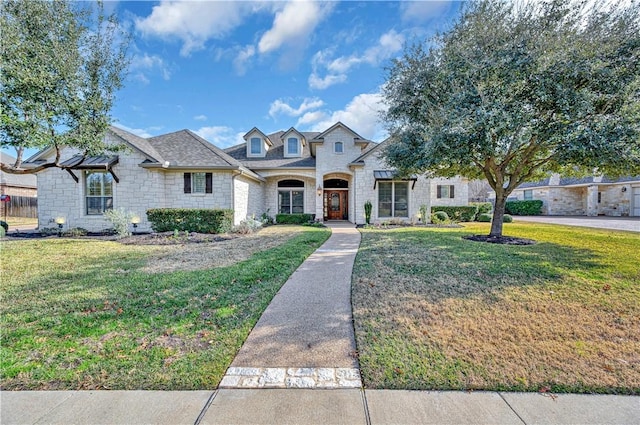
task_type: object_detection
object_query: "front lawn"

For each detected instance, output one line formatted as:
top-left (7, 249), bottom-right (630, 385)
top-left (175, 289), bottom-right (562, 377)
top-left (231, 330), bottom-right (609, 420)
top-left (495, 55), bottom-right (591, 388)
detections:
top-left (352, 223), bottom-right (640, 394)
top-left (0, 226), bottom-right (330, 390)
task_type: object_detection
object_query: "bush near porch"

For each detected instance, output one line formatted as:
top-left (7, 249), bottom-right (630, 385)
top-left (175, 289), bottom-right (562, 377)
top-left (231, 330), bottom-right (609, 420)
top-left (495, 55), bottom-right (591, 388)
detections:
top-left (505, 200), bottom-right (543, 215)
top-left (352, 223), bottom-right (640, 394)
top-left (146, 208), bottom-right (233, 233)
top-left (275, 213), bottom-right (315, 224)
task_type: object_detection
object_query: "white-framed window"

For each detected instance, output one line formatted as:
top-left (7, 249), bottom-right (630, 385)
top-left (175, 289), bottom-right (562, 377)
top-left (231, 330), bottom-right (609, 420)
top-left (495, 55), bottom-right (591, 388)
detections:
top-left (523, 189), bottom-right (533, 200)
top-left (378, 181), bottom-right (408, 218)
top-left (184, 172), bottom-right (212, 194)
top-left (437, 184), bottom-right (455, 199)
top-left (250, 137), bottom-right (262, 155)
top-left (278, 179), bottom-right (304, 214)
top-left (334, 141), bottom-right (344, 154)
top-left (86, 171), bottom-right (113, 215)
top-left (286, 137), bottom-right (300, 156)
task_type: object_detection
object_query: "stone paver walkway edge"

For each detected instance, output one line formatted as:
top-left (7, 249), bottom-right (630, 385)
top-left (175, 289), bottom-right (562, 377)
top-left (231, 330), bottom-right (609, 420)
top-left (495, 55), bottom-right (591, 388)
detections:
top-left (220, 367), bottom-right (362, 389)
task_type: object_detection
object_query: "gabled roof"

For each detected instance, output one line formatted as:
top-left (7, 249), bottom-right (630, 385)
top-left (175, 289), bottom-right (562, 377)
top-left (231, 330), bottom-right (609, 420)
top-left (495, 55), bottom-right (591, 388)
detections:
top-left (0, 152), bottom-right (37, 188)
top-left (108, 126), bottom-right (164, 162)
top-left (243, 127), bottom-right (273, 146)
top-left (310, 121), bottom-right (369, 143)
top-left (518, 175), bottom-right (640, 189)
top-left (349, 137), bottom-right (386, 166)
top-left (281, 127), bottom-right (307, 146)
top-left (225, 130), bottom-right (318, 169)
top-left (147, 130), bottom-right (242, 168)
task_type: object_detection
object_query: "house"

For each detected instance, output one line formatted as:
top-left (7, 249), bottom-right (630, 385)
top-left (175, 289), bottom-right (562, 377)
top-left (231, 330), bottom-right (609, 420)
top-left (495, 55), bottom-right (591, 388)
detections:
top-left (510, 174), bottom-right (640, 217)
top-left (25, 122), bottom-right (468, 232)
top-left (1, 152), bottom-right (38, 218)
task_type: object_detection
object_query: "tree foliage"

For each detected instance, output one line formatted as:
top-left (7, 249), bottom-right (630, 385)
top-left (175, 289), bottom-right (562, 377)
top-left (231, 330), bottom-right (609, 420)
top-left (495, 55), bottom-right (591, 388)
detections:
top-left (0, 0), bottom-right (130, 173)
top-left (382, 0), bottom-right (640, 236)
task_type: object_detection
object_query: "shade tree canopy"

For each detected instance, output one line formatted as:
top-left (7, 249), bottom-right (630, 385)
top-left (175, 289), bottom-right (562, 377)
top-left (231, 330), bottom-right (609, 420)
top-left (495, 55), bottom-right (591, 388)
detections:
top-left (382, 0), bottom-right (640, 237)
top-left (0, 0), bottom-right (130, 174)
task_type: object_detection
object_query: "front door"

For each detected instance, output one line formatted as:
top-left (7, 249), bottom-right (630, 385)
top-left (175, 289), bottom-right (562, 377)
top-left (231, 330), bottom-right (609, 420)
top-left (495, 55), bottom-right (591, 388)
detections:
top-left (326, 191), bottom-right (347, 220)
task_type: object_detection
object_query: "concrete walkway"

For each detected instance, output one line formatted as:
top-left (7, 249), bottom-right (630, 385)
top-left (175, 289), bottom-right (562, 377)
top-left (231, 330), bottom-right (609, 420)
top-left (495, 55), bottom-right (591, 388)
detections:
top-left (515, 215), bottom-right (640, 232)
top-left (2, 222), bottom-right (639, 424)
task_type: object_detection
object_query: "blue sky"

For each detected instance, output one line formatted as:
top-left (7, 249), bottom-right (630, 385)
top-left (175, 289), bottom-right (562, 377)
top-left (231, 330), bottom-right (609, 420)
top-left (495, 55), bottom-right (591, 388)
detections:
top-left (115, 1), bottom-right (462, 147)
top-left (6, 1), bottom-right (463, 159)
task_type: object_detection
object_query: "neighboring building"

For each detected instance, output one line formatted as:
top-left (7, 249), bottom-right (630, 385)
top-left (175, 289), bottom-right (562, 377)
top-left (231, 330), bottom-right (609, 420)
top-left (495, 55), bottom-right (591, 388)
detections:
top-left (1, 152), bottom-right (38, 218)
top-left (25, 123), bottom-right (468, 232)
top-left (509, 174), bottom-right (640, 217)
top-left (1, 152), bottom-right (37, 197)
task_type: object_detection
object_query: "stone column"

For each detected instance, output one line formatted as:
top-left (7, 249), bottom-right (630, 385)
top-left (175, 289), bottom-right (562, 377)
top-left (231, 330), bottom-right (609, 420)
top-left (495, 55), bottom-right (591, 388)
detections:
top-left (586, 185), bottom-right (598, 216)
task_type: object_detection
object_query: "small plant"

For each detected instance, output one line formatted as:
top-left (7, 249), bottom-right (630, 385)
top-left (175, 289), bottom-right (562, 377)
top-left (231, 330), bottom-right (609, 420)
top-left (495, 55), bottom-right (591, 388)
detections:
top-left (477, 213), bottom-right (492, 222)
top-left (39, 227), bottom-right (58, 236)
top-left (364, 200), bottom-right (372, 225)
top-left (431, 211), bottom-right (449, 224)
top-left (260, 210), bottom-right (274, 225)
top-left (0, 226), bottom-right (5, 238)
top-left (302, 221), bottom-right (325, 228)
top-left (232, 216), bottom-right (263, 234)
top-left (0, 220), bottom-right (8, 232)
top-left (503, 214), bottom-right (513, 223)
top-left (419, 205), bottom-right (428, 223)
top-left (64, 227), bottom-right (88, 237)
top-left (104, 208), bottom-right (133, 239)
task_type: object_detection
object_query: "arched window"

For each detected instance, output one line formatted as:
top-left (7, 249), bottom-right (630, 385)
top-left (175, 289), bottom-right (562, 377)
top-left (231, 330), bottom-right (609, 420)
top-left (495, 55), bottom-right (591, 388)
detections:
top-left (334, 141), bottom-right (344, 154)
top-left (278, 179), bottom-right (304, 214)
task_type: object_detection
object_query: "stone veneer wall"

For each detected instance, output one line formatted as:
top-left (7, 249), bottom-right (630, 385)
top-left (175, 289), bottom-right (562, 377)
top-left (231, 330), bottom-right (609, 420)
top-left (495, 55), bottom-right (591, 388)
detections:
top-left (262, 174), bottom-right (316, 218)
top-left (233, 174), bottom-right (265, 224)
top-left (430, 177), bottom-right (469, 209)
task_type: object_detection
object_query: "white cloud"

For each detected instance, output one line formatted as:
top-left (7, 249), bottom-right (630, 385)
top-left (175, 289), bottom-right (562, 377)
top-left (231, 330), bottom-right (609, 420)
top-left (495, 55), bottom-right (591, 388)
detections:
top-left (135, 1), bottom-right (259, 56)
top-left (130, 53), bottom-right (172, 84)
top-left (194, 126), bottom-right (243, 148)
top-left (296, 110), bottom-right (328, 126)
top-left (115, 123), bottom-right (155, 138)
top-left (309, 30), bottom-right (404, 90)
top-left (311, 92), bottom-right (387, 141)
top-left (193, 115), bottom-right (207, 121)
top-left (400, 1), bottom-right (454, 23)
top-left (233, 45), bottom-right (256, 75)
top-left (258, 1), bottom-right (333, 55)
top-left (269, 97), bottom-right (325, 118)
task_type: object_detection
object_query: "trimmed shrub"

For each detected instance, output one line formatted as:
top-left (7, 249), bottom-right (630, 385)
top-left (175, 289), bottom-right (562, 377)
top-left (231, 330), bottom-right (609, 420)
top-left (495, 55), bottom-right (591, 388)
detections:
top-left (470, 202), bottom-right (493, 215)
top-left (431, 211), bottom-right (449, 224)
top-left (0, 220), bottom-right (8, 232)
top-left (431, 206), bottom-right (478, 222)
top-left (503, 214), bottom-right (513, 223)
top-left (275, 213), bottom-right (315, 224)
top-left (146, 208), bottom-right (233, 234)
top-left (477, 213), bottom-right (492, 222)
top-left (64, 227), bottom-right (88, 237)
top-left (505, 200), bottom-right (543, 215)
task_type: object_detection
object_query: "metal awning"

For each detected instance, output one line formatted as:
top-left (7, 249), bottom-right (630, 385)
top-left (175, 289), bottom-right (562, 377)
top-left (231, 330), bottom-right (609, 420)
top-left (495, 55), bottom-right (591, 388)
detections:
top-left (373, 170), bottom-right (417, 189)
top-left (61, 155), bottom-right (120, 183)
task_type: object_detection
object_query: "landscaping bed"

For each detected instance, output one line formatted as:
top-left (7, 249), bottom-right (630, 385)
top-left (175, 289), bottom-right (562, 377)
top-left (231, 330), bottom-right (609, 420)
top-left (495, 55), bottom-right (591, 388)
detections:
top-left (0, 225), bottom-right (330, 390)
top-left (352, 223), bottom-right (640, 394)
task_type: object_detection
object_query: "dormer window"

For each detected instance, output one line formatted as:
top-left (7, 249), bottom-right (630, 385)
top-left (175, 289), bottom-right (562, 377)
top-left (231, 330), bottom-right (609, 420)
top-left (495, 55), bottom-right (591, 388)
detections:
top-left (286, 137), bottom-right (300, 157)
top-left (250, 137), bottom-right (262, 155)
top-left (334, 141), bottom-right (344, 154)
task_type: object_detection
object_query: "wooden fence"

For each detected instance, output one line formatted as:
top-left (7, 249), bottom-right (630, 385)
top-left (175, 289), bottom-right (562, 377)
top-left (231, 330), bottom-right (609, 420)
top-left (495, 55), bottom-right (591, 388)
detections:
top-left (1, 195), bottom-right (38, 218)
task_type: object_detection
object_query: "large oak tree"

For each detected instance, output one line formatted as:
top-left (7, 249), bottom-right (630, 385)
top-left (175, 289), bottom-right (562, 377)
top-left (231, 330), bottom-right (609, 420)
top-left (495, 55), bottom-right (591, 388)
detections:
top-left (1, 0), bottom-right (130, 174)
top-left (382, 0), bottom-right (640, 237)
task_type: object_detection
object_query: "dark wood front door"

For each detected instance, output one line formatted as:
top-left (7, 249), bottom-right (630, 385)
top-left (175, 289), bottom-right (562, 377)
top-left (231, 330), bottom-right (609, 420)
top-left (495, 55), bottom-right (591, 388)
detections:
top-left (326, 190), bottom-right (348, 220)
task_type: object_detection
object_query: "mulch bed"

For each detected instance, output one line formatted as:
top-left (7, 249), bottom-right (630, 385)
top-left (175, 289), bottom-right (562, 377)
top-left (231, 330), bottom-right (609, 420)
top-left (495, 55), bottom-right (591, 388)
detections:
top-left (463, 234), bottom-right (537, 245)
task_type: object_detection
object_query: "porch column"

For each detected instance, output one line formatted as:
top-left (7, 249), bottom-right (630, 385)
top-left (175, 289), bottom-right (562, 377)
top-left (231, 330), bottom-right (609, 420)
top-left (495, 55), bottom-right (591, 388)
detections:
top-left (586, 185), bottom-right (598, 216)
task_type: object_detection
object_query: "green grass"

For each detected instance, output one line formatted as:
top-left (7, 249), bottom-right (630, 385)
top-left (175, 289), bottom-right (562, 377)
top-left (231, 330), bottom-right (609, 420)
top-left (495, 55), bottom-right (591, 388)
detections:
top-left (352, 223), bottom-right (640, 394)
top-left (0, 227), bottom-right (330, 390)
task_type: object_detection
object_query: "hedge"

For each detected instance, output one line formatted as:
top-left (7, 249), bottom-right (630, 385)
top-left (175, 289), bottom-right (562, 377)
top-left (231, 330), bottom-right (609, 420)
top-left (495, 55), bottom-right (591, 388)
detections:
top-left (431, 206), bottom-right (478, 222)
top-left (146, 208), bottom-right (233, 233)
top-left (477, 213), bottom-right (492, 222)
top-left (505, 200), bottom-right (543, 215)
top-left (470, 202), bottom-right (492, 215)
top-left (275, 213), bottom-right (315, 224)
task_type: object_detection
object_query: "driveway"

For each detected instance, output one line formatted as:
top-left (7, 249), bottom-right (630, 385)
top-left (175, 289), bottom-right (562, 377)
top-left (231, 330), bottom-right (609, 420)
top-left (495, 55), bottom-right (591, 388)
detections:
top-left (514, 216), bottom-right (640, 233)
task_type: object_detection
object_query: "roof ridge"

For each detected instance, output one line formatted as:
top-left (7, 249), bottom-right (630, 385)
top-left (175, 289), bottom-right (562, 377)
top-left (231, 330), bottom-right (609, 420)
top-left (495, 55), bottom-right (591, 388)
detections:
top-left (183, 129), bottom-right (242, 167)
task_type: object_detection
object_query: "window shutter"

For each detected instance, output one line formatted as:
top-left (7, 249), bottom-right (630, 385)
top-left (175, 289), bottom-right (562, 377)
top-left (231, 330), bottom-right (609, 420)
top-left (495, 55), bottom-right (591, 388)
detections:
top-left (184, 173), bottom-right (192, 193)
top-left (450, 185), bottom-right (455, 198)
top-left (205, 173), bottom-right (213, 193)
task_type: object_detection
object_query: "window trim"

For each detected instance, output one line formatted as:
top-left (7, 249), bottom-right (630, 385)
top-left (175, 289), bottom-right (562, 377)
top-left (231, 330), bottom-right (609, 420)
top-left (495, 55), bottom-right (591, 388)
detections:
top-left (436, 184), bottom-right (455, 199)
top-left (334, 141), bottom-right (344, 154)
top-left (184, 172), bottom-right (213, 194)
top-left (285, 137), bottom-right (300, 157)
top-left (278, 179), bottom-right (305, 214)
top-left (523, 189), bottom-right (533, 200)
top-left (378, 181), bottom-right (409, 218)
top-left (249, 137), bottom-right (262, 156)
top-left (85, 171), bottom-right (113, 216)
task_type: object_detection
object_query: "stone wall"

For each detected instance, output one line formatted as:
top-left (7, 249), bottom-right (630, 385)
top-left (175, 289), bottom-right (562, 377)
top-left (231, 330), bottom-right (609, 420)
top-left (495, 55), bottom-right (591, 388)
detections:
top-left (263, 174), bottom-right (316, 218)
top-left (233, 174), bottom-right (265, 224)
top-left (430, 177), bottom-right (469, 209)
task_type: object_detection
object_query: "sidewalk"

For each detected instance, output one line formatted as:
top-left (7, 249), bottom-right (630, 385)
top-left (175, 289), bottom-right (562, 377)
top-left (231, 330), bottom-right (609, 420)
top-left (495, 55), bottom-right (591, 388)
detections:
top-left (2, 222), bottom-right (639, 424)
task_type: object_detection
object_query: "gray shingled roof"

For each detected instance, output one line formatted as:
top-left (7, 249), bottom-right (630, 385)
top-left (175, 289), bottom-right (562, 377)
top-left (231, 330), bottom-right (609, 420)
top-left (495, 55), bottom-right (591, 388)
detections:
top-left (108, 126), bottom-right (164, 163)
top-left (149, 130), bottom-right (242, 167)
top-left (519, 176), bottom-right (640, 188)
top-left (225, 131), bottom-right (318, 168)
top-left (1, 152), bottom-right (38, 188)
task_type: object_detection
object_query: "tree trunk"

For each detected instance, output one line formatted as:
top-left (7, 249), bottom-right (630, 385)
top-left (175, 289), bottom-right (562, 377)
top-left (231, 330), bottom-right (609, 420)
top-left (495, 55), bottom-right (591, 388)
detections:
top-left (490, 194), bottom-right (507, 237)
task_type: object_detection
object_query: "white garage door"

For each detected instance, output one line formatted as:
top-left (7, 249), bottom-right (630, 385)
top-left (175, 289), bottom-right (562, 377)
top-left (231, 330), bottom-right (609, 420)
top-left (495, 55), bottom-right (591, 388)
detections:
top-left (634, 187), bottom-right (640, 217)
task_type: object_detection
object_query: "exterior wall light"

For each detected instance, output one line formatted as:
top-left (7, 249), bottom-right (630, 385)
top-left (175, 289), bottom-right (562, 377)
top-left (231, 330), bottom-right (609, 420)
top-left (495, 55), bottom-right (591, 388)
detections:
top-left (317, 186), bottom-right (322, 196)
top-left (131, 215), bottom-right (141, 233)
top-left (55, 216), bottom-right (65, 237)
